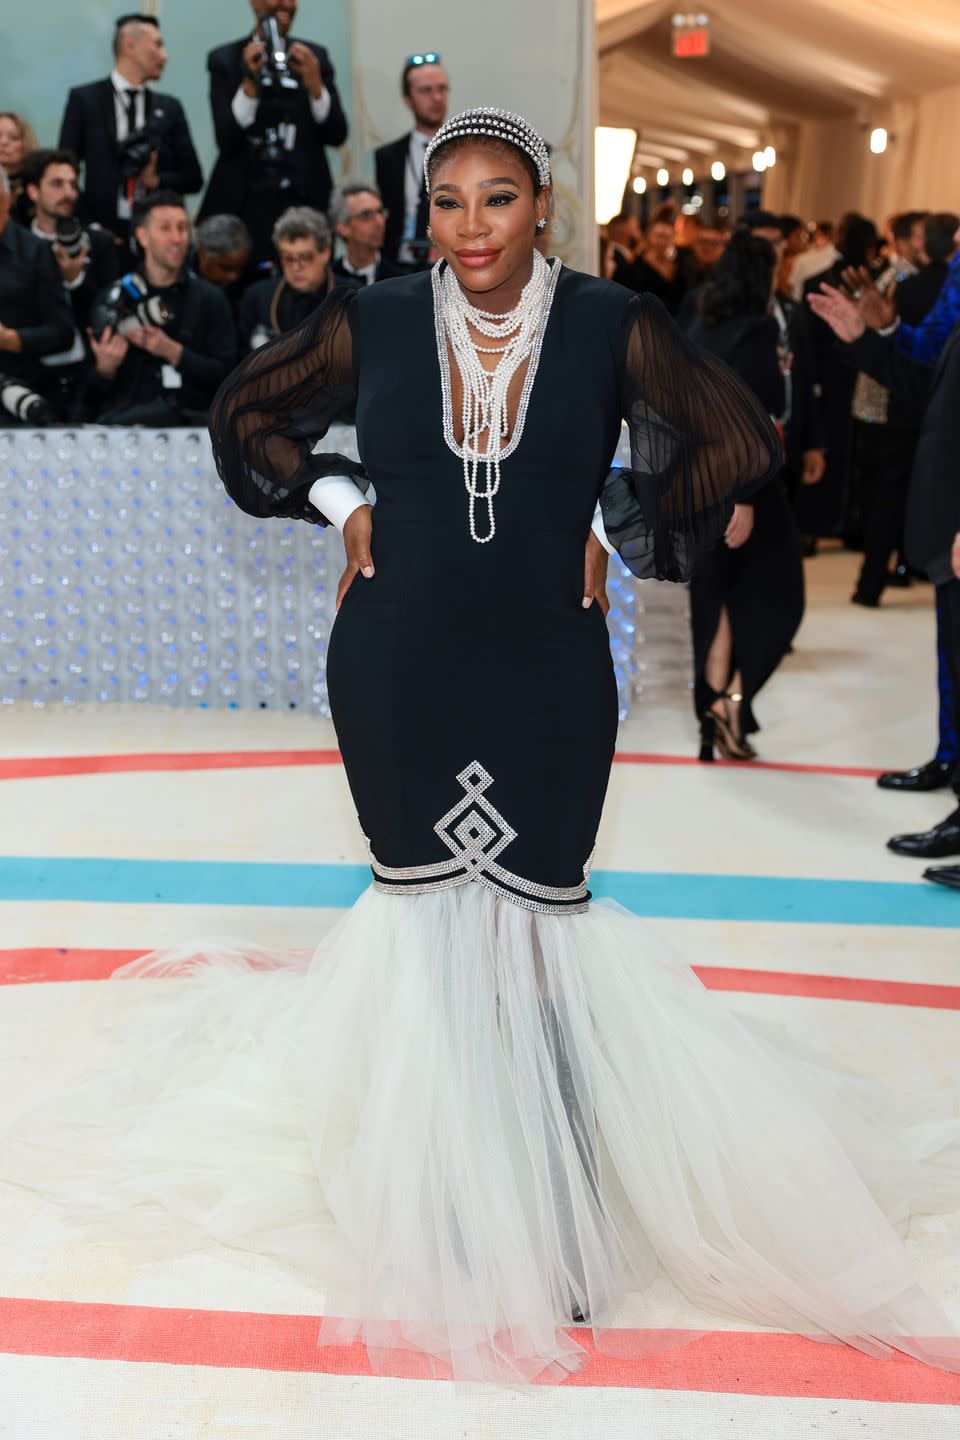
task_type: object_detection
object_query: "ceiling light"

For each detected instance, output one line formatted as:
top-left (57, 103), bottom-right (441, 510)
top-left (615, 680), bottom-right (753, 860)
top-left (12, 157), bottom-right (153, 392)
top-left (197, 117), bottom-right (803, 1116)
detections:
top-left (752, 151), bottom-right (767, 172)
top-left (681, 167), bottom-right (694, 186)
top-left (869, 127), bottom-right (888, 154)
top-left (763, 145), bottom-right (776, 168)
top-left (594, 127), bottom-right (637, 224)
top-left (710, 160), bottom-right (725, 182)
top-left (632, 175), bottom-right (647, 194)
top-left (657, 167), bottom-right (670, 186)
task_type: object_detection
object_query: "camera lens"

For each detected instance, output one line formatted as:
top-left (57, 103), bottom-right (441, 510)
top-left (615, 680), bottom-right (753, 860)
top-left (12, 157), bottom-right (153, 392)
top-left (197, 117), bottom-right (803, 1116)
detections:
top-left (54, 216), bottom-right (85, 259)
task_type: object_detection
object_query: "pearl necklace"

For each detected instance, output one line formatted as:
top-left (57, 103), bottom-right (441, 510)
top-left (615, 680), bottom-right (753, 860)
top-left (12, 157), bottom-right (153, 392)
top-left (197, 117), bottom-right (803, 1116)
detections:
top-left (432, 252), bottom-right (561, 543)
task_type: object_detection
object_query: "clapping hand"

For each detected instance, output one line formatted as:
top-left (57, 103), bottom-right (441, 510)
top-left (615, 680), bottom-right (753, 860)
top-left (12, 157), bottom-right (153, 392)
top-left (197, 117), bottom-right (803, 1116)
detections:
top-left (336, 504), bottom-right (375, 610)
top-left (807, 283), bottom-right (866, 343)
top-left (839, 265), bottom-right (895, 330)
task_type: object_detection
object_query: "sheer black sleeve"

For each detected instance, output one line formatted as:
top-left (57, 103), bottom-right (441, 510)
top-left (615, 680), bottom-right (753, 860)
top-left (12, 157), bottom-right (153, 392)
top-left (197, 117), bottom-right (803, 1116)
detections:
top-left (600, 293), bottom-right (782, 581)
top-left (208, 285), bottom-right (367, 525)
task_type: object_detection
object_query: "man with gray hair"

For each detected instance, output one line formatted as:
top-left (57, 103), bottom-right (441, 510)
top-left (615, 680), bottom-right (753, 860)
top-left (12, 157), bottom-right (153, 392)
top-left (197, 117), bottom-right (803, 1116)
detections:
top-left (195, 215), bottom-right (253, 318)
top-left (330, 181), bottom-right (409, 287)
top-left (237, 205), bottom-right (341, 350)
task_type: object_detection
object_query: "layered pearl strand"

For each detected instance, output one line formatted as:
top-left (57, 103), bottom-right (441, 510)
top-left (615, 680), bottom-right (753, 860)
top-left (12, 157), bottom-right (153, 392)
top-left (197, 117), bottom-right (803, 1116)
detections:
top-left (433, 250), bottom-right (561, 543)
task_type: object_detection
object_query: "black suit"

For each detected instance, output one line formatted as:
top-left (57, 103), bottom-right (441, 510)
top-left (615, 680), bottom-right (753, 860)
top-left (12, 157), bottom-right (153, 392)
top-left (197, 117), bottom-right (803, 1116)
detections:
top-left (845, 321), bottom-right (960, 794)
top-left (331, 254), bottom-right (410, 287)
top-left (59, 79), bottom-right (203, 236)
top-left (375, 134), bottom-right (429, 267)
top-left (199, 37), bottom-right (347, 265)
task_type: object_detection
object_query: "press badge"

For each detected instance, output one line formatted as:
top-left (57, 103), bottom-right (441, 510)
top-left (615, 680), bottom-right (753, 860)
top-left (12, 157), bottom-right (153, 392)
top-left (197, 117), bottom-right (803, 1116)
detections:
top-left (161, 364), bottom-right (183, 390)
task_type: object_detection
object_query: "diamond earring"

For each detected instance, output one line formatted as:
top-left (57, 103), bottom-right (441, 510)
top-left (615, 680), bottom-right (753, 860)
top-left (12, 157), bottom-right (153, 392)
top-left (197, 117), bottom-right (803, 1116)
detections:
top-left (536, 219), bottom-right (546, 232)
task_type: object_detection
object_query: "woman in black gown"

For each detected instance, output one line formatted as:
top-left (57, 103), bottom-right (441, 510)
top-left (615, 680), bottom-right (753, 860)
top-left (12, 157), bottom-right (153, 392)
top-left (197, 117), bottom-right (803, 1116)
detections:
top-left (5, 110), bottom-right (958, 1389)
top-left (687, 232), bottom-right (806, 759)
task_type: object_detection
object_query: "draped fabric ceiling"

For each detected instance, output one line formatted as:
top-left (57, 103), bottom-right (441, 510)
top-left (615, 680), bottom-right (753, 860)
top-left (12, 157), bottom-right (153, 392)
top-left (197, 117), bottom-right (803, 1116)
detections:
top-left (597, 0), bottom-right (960, 221)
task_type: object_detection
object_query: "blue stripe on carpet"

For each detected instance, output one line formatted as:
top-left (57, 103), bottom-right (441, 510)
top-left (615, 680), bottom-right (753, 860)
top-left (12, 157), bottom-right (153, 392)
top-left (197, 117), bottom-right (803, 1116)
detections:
top-left (0, 857), bottom-right (955, 927)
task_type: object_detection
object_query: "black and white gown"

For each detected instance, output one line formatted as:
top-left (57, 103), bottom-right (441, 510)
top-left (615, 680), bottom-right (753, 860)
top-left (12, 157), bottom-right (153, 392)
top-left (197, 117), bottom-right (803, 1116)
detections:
top-left (3, 265), bottom-right (959, 1385)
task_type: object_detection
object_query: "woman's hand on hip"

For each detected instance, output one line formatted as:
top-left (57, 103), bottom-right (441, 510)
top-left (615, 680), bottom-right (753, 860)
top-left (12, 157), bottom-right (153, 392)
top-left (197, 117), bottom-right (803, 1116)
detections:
top-left (582, 531), bottom-right (610, 615)
top-left (724, 503), bottom-right (755, 549)
top-left (336, 505), bottom-right (375, 610)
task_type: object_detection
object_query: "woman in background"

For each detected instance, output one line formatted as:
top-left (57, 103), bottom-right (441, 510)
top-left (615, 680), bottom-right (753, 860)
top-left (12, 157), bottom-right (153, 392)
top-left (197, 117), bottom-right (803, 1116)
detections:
top-left (0, 111), bottom-right (39, 226)
top-left (687, 230), bottom-right (806, 759)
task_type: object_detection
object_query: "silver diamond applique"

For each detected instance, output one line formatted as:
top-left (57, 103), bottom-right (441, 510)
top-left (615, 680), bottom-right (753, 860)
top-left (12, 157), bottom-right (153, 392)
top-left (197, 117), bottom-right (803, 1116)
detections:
top-left (434, 762), bottom-right (517, 871)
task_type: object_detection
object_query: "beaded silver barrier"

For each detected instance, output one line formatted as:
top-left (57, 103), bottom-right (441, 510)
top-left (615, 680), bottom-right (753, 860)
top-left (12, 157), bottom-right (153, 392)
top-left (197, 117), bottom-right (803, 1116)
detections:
top-left (0, 427), bottom-right (648, 717)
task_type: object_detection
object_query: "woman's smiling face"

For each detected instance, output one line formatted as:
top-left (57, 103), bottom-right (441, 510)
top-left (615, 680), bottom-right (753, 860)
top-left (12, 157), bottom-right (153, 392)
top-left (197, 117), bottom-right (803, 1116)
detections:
top-left (428, 142), bottom-right (549, 302)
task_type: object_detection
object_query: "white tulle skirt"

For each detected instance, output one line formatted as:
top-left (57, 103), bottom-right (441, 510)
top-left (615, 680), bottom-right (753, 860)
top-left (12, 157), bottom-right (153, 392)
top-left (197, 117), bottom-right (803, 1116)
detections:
top-left (3, 886), bottom-right (960, 1384)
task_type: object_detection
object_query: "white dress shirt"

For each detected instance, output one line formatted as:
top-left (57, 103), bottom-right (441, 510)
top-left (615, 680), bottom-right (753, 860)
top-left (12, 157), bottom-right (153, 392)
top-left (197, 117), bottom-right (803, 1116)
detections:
top-left (398, 130), bottom-right (430, 266)
top-left (231, 68), bottom-right (332, 131)
top-left (111, 69), bottom-right (148, 221)
top-left (339, 255), bottom-right (378, 287)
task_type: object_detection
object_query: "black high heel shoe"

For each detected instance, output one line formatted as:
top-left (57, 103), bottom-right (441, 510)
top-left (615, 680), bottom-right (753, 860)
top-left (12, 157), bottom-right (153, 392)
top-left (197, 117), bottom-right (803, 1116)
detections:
top-left (698, 712), bottom-right (717, 762)
top-left (712, 691), bottom-right (756, 761)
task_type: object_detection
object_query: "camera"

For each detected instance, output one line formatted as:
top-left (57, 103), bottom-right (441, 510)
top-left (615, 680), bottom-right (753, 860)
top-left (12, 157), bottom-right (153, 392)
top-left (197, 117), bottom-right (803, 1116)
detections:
top-left (116, 128), bottom-right (156, 182)
top-left (54, 215), bottom-right (86, 260)
top-left (258, 14), bottom-right (299, 92)
top-left (89, 273), bottom-right (173, 341)
top-left (0, 375), bottom-right (53, 426)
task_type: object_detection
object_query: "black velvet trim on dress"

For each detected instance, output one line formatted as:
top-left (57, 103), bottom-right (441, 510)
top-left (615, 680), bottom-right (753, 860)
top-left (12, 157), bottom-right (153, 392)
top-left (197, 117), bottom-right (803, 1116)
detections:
top-left (363, 761), bottom-right (592, 917)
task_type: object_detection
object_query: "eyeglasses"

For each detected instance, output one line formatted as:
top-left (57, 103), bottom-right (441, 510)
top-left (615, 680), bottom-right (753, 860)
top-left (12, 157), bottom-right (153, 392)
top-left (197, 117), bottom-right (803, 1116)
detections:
top-left (405, 52), bottom-right (441, 66)
top-left (349, 206), bottom-right (388, 223)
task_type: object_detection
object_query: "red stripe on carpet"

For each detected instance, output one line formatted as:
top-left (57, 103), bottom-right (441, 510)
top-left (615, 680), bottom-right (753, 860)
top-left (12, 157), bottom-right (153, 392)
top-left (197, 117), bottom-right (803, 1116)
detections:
top-left (0, 751), bottom-right (343, 781)
top-left (0, 750), bottom-right (885, 781)
top-left (0, 1297), bottom-right (956, 1401)
top-left (3, 948), bottom-right (959, 1010)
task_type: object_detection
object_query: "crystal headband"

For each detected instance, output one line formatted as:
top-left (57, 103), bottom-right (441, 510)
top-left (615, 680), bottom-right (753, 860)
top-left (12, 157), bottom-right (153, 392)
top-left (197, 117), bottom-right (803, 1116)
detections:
top-left (423, 107), bottom-right (551, 193)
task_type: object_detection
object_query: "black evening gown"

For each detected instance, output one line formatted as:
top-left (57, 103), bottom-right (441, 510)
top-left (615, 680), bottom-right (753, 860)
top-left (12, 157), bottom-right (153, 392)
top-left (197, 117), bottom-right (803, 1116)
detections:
top-left (687, 313), bottom-right (805, 739)
top-left (4, 268), bottom-right (958, 1387)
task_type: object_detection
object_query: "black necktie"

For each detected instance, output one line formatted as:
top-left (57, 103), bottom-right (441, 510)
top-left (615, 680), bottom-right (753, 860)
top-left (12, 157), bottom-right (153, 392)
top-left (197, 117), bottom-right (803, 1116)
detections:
top-left (125, 89), bottom-right (141, 133)
top-left (414, 172), bottom-right (430, 243)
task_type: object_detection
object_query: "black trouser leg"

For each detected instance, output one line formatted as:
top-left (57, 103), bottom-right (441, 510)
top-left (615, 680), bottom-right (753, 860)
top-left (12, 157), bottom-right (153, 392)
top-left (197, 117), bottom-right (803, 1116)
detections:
top-left (936, 580), bottom-right (960, 797)
top-left (856, 427), bottom-right (916, 602)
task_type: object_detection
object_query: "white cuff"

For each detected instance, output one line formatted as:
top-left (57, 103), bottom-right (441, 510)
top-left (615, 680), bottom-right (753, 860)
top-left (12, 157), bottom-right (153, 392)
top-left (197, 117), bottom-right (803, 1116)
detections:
top-left (591, 501), bottom-right (615, 555)
top-left (307, 475), bottom-right (375, 530)
top-left (231, 86), bottom-right (259, 129)
top-left (309, 89), bottom-right (332, 124)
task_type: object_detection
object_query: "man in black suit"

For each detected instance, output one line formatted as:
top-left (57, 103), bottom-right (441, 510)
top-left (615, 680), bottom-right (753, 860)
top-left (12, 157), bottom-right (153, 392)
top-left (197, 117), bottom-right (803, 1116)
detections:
top-left (199, 0), bottom-right (348, 268)
top-left (0, 166), bottom-right (74, 423)
top-left (809, 284), bottom-right (960, 886)
top-left (87, 190), bottom-right (236, 426)
top-left (375, 54), bottom-right (450, 268)
top-left (58, 13), bottom-right (203, 246)
top-left (329, 182), bottom-right (409, 287)
top-left (20, 148), bottom-right (122, 419)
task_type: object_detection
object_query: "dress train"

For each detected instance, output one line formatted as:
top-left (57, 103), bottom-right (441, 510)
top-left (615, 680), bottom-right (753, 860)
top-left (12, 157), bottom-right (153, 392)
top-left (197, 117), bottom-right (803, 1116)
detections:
top-left (2, 886), bottom-right (959, 1384)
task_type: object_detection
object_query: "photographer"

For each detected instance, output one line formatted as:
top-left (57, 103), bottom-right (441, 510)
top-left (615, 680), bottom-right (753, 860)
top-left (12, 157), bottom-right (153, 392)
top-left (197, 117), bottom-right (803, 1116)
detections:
top-left (58, 13), bottom-right (203, 244)
top-left (199, 0), bottom-right (348, 267)
top-left (237, 206), bottom-right (337, 350)
top-left (88, 190), bottom-right (236, 426)
top-left (20, 149), bottom-right (121, 420)
top-left (195, 214), bottom-right (254, 321)
top-left (330, 182), bottom-right (409, 286)
top-left (808, 285), bottom-right (960, 887)
top-left (376, 53), bottom-right (450, 268)
top-left (0, 166), bottom-right (75, 425)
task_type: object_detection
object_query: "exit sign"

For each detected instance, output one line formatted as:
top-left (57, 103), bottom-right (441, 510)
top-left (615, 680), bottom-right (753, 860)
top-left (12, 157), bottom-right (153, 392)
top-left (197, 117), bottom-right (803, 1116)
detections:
top-left (672, 13), bottom-right (710, 58)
